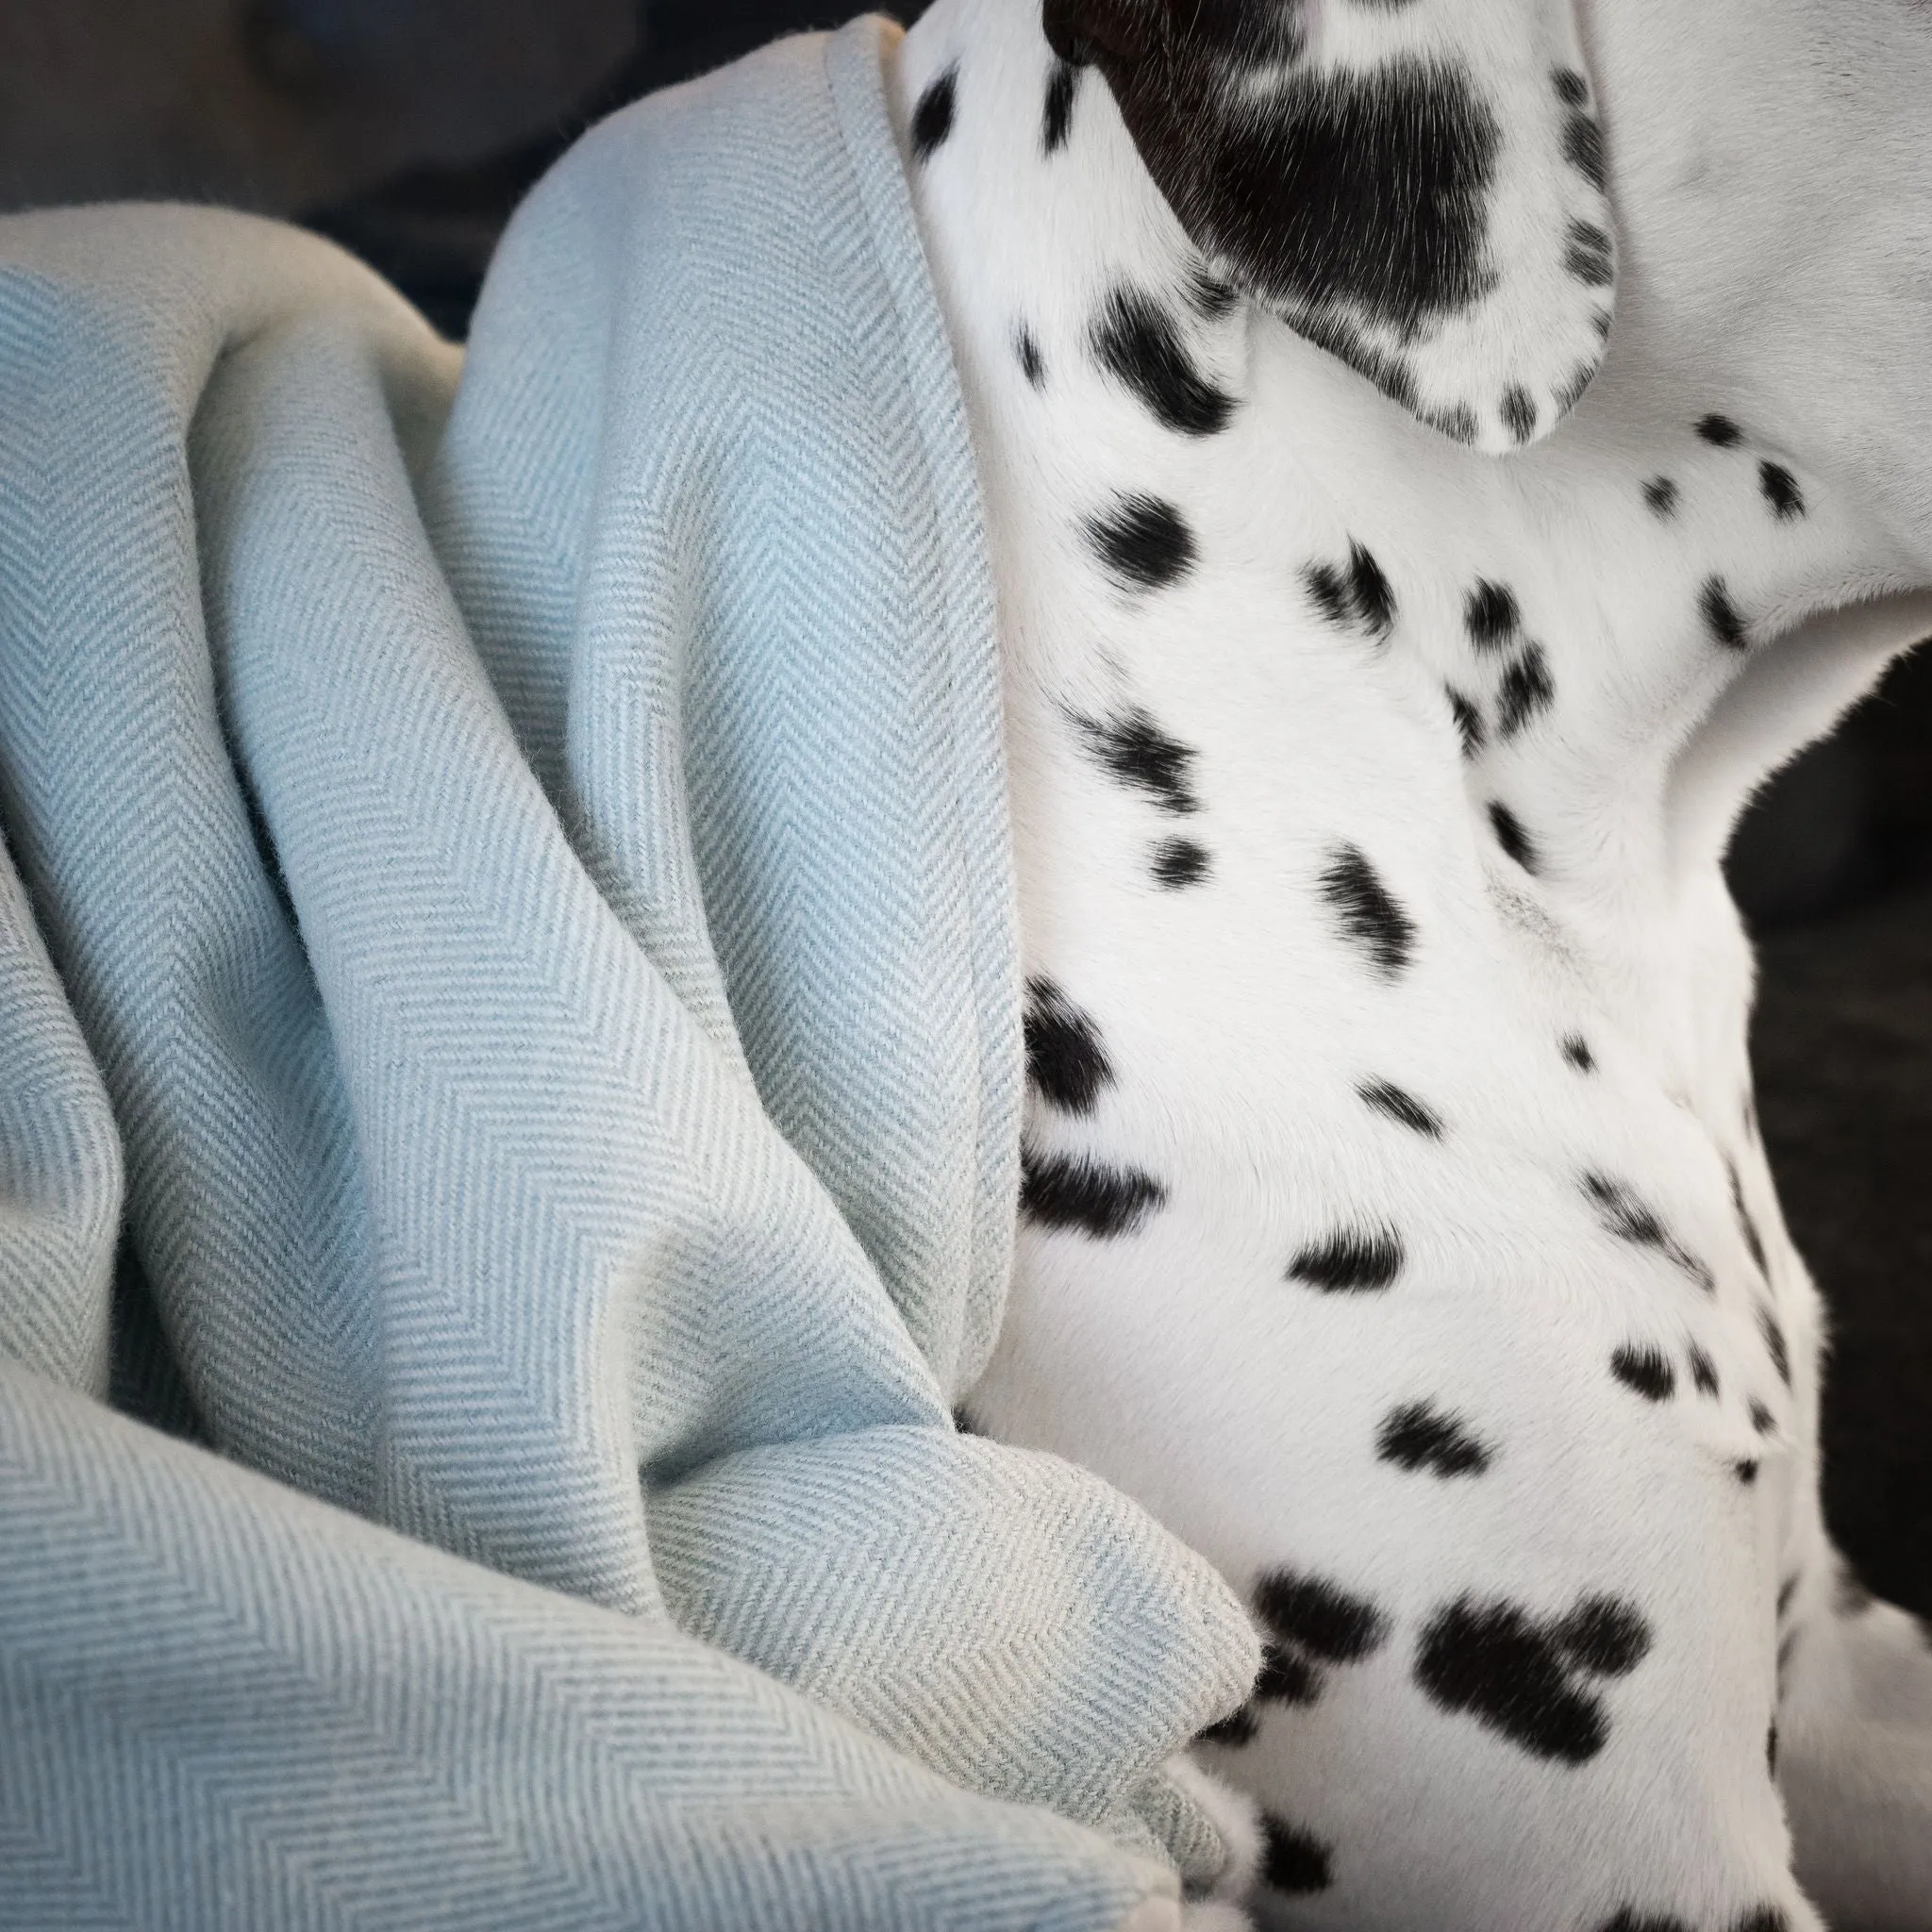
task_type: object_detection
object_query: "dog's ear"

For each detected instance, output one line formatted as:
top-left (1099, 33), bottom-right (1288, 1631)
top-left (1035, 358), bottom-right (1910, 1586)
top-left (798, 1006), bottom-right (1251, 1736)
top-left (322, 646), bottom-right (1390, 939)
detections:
top-left (1044, 0), bottom-right (1616, 454)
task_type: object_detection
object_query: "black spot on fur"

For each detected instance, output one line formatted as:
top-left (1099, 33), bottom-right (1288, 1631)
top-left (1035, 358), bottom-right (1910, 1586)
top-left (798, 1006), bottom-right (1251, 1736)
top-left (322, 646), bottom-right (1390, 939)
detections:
top-left (1091, 286), bottom-right (1236, 435)
top-left (1132, 56), bottom-right (1504, 339)
top-left (1378, 1400), bottom-right (1491, 1476)
top-left (1501, 385), bottom-right (1538, 444)
top-left (1416, 1593), bottom-right (1645, 1764)
top-left (1015, 325), bottom-right (1044, 388)
top-left (1243, 1560), bottom-right (1383, 1715)
top-left (1563, 112), bottom-right (1607, 192)
top-left (1259, 1812), bottom-right (1333, 1894)
top-left (1198, 1703), bottom-right (1259, 1747)
top-left (1070, 706), bottom-right (1200, 814)
top-left (1759, 460), bottom-right (1805, 520)
top-left (1319, 844), bottom-right (1415, 978)
top-left (1289, 1225), bottom-right (1404, 1292)
top-left (1584, 1173), bottom-right (1666, 1244)
top-left (1696, 413), bottom-right (1743, 447)
top-left (1024, 977), bottom-right (1112, 1115)
top-left (1305, 541), bottom-right (1397, 639)
top-left (1190, 267), bottom-right (1240, 318)
top-left (1487, 800), bottom-right (1540, 873)
top-left (1757, 1303), bottom-right (1790, 1387)
top-left (1085, 493), bottom-right (1195, 591)
top-left (1348, 542), bottom-right (1395, 639)
top-left (1555, 1596), bottom-right (1652, 1676)
top-left (1611, 1344), bottom-right (1675, 1402)
top-left (1565, 218), bottom-right (1615, 288)
top-left (1688, 1343), bottom-right (1720, 1397)
top-left (1561, 1035), bottom-right (1595, 1073)
top-left (1767, 1722), bottom-right (1778, 1777)
top-left (1728, 1160), bottom-right (1769, 1274)
top-left (1020, 1146), bottom-right (1164, 1238)
top-left (1152, 836), bottom-right (1212, 888)
top-left (1358, 1078), bottom-right (1443, 1138)
top-left (1642, 476), bottom-right (1679, 519)
top-left (1496, 644), bottom-right (1556, 738)
top-left (1255, 1569), bottom-right (1391, 1662)
top-left (1042, 58), bottom-right (1080, 154)
top-left (1582, 1173), bottom-right (1716, 1291)
top-left (1055, 0), bottom-right (1304, 64)
top-left (1750, 1398), bottom-right (1776, 1437)
top-left (1425, 400), bottom-right (1479, 444)
top-left (1446, 686), bottom-right (1485, 757)
top-left (1594, 1914), bottom-right (1693, 1932)
top-left (1257, 1641), bottom-right (1321, 1706)
top-left (1736, 1457), bottom-right (1760, 1485)
top-left (1702, 575), bottom-right (1748, 650)
top-left (1303, 559), bottom-right (1353, 627)
top-left (1463, 578), bottom-right (1519, 650)
top-left (1778, 1574), bottom-right (1801, 1621)
top-left (911, 67), bottom-right (957, 162)
top-left (1553, 67), bottom-right (1590, 108)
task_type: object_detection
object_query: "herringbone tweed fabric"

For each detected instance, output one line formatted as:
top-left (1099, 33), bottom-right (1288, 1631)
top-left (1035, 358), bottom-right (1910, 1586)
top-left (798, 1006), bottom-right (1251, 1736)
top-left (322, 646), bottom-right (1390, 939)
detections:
top-left (0, 18), bottom-right (1258, 1927)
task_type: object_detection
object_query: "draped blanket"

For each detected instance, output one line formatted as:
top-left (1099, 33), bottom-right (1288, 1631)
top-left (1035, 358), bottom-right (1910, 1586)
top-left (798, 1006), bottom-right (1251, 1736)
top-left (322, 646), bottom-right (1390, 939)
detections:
top-left (0, 18), bottom-right (1257, 1927)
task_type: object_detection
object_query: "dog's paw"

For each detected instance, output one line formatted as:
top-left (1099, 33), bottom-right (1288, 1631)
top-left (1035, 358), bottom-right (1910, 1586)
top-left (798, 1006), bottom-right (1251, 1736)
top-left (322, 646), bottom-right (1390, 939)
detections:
top-left (1414, 1589), bottom-right (1652, 1762)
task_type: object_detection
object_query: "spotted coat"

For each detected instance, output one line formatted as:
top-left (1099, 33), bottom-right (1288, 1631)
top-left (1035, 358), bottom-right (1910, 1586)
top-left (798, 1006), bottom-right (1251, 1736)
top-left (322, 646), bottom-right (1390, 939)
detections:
top-left (891, 2), bottom-right (1932, 1928)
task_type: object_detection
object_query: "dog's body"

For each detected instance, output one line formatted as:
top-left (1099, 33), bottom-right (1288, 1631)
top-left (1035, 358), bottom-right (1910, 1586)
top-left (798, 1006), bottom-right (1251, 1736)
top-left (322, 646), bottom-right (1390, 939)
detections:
top-left (887, 2), bottom-right (1932, 1925)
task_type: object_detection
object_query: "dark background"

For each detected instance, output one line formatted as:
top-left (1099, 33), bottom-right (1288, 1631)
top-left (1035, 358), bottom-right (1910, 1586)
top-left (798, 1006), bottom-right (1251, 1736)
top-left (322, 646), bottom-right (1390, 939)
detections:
top-left (4, 0), bottom-right (1924, 1619)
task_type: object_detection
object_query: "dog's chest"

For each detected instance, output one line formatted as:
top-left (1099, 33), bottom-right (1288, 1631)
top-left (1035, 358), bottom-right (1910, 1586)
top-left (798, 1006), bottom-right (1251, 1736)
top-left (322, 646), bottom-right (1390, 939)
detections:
top-left (982, 351), bottom-right (1803, 1527)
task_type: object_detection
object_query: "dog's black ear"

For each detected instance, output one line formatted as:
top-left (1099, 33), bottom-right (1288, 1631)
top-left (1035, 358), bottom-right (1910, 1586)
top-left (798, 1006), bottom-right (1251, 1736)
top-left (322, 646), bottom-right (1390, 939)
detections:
top-left (1046, 0), bottom-right (1616, 453)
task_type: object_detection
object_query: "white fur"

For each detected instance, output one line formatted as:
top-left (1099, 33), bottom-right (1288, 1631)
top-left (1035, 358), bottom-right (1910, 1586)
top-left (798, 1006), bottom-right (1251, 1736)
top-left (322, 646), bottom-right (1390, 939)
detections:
top-left (888, 1), bottom-right (1932, 1927)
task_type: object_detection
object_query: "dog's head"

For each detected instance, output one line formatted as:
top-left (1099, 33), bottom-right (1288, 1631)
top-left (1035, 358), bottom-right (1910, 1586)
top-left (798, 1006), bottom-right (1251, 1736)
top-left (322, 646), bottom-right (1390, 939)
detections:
top-left (1042, 0), bottom-right (1620, 454)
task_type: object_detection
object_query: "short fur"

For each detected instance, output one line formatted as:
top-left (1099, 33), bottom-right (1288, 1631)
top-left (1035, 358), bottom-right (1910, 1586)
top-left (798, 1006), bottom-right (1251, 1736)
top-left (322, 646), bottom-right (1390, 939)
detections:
top-left (891, 2), bottom-right (1932, 1927)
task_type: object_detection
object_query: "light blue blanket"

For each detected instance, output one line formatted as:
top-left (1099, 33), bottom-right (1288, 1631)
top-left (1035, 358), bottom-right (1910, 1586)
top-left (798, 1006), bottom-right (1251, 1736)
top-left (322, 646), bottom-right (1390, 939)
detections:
top-left (0, 17), bottom-right (1257, 1928)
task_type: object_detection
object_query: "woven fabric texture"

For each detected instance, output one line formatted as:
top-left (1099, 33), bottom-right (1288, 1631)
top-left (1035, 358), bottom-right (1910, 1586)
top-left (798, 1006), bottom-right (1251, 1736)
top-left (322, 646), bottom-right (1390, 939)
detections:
top-left (0, 18), bottom-right (1257, 1927)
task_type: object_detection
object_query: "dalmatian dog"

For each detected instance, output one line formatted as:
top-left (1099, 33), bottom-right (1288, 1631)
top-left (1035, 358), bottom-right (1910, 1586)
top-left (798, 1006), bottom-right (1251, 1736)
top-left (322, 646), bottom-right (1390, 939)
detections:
top-left (884, 1), bottom-right (1932, 1927)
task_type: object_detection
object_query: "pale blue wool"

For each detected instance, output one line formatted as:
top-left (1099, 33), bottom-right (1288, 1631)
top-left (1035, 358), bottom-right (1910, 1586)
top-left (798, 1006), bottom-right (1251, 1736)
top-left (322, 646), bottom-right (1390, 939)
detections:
top-left (0, 18), bottom-right (1258, 1928)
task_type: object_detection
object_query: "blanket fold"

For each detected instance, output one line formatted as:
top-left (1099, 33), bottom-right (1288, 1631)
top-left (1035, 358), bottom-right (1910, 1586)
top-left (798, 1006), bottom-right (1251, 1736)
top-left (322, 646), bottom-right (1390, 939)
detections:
top-left (0, 16), bottom-right (1257, 1927)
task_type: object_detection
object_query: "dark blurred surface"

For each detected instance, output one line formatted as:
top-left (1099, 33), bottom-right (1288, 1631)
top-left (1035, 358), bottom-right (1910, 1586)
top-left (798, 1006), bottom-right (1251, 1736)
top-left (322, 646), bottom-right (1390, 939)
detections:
top-left (305, 0), bottom-right (931, 336)
top-left (1740, 649), bottom-right (1932, 1616)
top-left (0, 2), bottom-right (930, 338)
top-left (2, 0), bottom-right (1926, 1615)
top-left (0, 0), bottom-right (639, 213)
top-left (1757, 875), bottom-right (1932, 1614)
